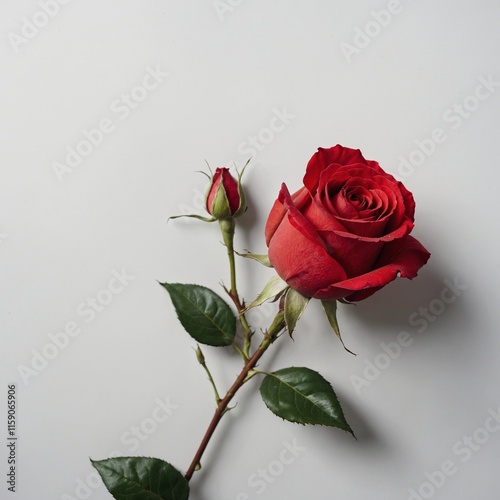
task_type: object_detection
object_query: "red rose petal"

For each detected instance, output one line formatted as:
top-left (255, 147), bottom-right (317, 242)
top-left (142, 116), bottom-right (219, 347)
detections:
top-left (220, 168), bottom-right (241, 214)
top-left (264, 186), bottom-right (309, 246)
top-left (313, 236), bottom-right (431, 301)
top-left (304, 145), bottom-right (373, 193)
top-left (206, 169), bottom-right (222, 212)
top-left (267, 184), bottom-right (347, 297)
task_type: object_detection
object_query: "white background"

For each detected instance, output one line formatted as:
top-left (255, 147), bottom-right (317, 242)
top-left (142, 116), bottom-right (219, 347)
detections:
top-left (1, 1), bottom-right (500, 499)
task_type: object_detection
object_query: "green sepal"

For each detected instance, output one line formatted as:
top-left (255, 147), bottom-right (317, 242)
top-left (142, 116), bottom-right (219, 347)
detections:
top-left (283, 288), bottom-right (310, 336)
top-left (210, 182), bottom-right (233, 219)
top-left (267, 310), bottom-right (286, 337)
top-left (235, 250), bottom-right (273, 267)
top-left (90, 456), bottom-right (189, 500)
top-left (196, 168), bottom-right (212, 180)
top-left (338, 297), bottom-right (355, 305)
top-left (259, 367), bottom-right (354, 435)
top-left (168, 214), bottom-right (216, 223)
top-left (244, 275), bottom-right (288, 311)
top-left (321, 300), bottom-right (356, 355)
top-left (161, 283), bottom-right (236, 346)
top-left (232, 158), bottom-right (250, 217)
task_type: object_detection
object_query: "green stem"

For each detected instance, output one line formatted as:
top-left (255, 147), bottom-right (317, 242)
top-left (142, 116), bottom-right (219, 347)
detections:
top-left (219, 219), bottom-right (237, 295)
top-left (219, 218), bottom-right (253, 358)
top-left (231, 341), bottom-right (246, 360)
top-left (184, 311), bottom-right (285, 481)
top-left (195, 346), bottom-right (222, 404)
top-left (240, 313), bottom-right (253, 359)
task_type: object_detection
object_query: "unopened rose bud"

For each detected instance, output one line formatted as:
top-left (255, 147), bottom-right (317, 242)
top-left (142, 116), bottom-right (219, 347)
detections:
top-left (195, 345), bottom-right (205, 365)
top-left (206, 167), bottom-right (246, 220)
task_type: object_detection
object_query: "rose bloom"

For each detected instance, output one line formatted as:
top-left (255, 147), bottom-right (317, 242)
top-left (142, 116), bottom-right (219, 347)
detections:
top-left (265, 145), bottom-right (430, 302)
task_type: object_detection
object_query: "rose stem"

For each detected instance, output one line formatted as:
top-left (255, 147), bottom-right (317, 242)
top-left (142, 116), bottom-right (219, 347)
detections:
top-left (218, 218), bottom-right (253, 358)
top-left (184, 314), bottom-right (284, 481)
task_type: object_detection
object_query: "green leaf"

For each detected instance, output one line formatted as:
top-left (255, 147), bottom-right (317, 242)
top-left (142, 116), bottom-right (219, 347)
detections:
top-left (321, 300), bottom-right (355, 355)
top-left (91, 456), bottom-right (189, 500)
top-left (244, 275), bottom-right (288, 311)
top-left (259, 367), bottom-right (354, 435)
top-left (161, 283), bottom-right (236, 346)
top-left (283, 288), bottom-right (310, 336)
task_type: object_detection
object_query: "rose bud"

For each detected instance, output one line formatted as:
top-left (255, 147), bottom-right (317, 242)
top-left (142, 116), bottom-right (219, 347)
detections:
top-left (265, 145), bottom-right (430, 302)
top-left (206, 167), bottom-right (247, 220)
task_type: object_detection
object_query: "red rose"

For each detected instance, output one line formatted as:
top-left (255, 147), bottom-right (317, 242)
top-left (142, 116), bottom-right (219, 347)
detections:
top-left (265, 145), bottom-right (430, 302)
top-left (206, 167), bottom-right (246, 219)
